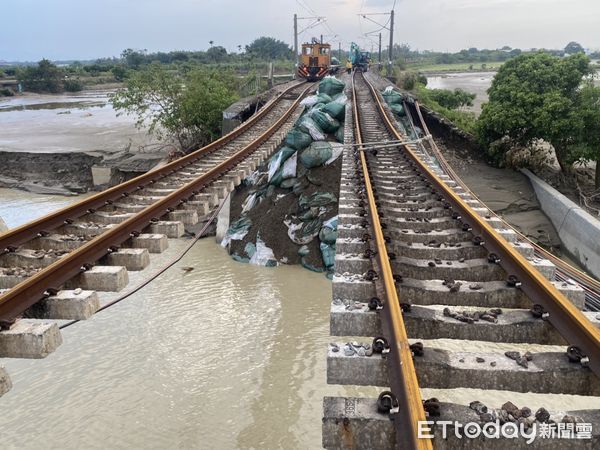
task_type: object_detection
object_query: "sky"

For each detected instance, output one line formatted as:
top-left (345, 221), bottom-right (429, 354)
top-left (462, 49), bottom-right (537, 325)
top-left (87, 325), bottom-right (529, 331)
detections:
top-left (1, 0), bottom-right (599, 61)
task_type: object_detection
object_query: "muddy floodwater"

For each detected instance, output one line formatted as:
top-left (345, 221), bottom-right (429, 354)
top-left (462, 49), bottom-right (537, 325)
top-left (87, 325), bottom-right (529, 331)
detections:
top-left (0, 90), bottom-right (153, 153)
top-left (426, 70), bottom-right (600, 115)
top-left (426, 72), bottom-right (496, 114)
top-left (2, 192), bottom-right (600, 449)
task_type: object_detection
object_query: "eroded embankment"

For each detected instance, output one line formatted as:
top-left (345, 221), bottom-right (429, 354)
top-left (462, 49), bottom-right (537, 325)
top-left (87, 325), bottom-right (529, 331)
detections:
top-left (220, 76), bottom-right (348, 275)
top-left (368, 71), bottom-right (564, 255)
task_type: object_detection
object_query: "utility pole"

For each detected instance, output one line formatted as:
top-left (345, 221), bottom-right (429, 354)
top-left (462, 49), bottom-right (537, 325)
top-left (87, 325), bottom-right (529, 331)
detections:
top-left (378, 32), bottom-right (382, 67)
top-left (388, 9), bottom-right (394, 76)
top-left (339, 42), bottom-right (342, 61)
top-left (358, 10), bottom-right (394, 76)
top-left (293, 14), bottom-right (327, 72)
top-left (320, 34), bottom-right (323, 44)
top-left (293, 13), bottom-right (299, 75)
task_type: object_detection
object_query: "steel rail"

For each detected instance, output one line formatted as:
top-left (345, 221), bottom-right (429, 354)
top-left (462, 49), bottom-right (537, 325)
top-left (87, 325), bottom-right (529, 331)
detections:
top-left (0, 83), bottom-right (313, 322)
top-left (362, 74), bottom-right (600, 375)
top-left (0, 80), bottom-right (308, 251)
top-left (352, 71), bottom-right (432, 450)
top-left (412, 100), bottom-right (600, 299)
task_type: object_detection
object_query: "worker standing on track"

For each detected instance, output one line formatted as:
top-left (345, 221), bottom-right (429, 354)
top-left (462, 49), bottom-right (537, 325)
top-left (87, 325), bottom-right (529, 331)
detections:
top-left (346, 59), bottom-right (352, 74)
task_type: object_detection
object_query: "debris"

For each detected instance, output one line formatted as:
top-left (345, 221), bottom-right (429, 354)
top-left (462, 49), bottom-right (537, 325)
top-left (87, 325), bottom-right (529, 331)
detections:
top-left (249, 236), bottom-right (277, 267)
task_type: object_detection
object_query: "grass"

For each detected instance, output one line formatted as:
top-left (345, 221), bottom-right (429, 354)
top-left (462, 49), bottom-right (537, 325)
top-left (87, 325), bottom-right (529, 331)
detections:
top-left (408, 61), bottom-right (505, 73)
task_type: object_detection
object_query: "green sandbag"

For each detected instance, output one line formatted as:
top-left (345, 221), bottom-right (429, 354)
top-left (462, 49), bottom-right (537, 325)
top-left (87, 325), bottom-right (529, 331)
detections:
top-left (232, 253), bottom-right (250, 263)
top-left (382, 90), bottom-right (403, 105)
top-left (244, 242), bottom-right (256, 258)
top-left (270, 146), bottom-right (296, 164)
top-left (269, 168), bottom-right (283, 186)
top-left (316, 93), bottom-right (333, 104)
top-left (299, 191), bottom-right (338, 209)
top-left (322, 102), bottom-right (345, 120)
top-left (298, 207), bottom-right (320, 221)
top-left (390, 103), bottom-right (405, 117)
top-left (320, 242), bottom-right (336, 269)
top-left (319, 226), bottom-right (337, 245)
top-left (311, 102), bottom-right (326, 111)
top-left (303, 218), bottom-right (323, 238)
top-left (319, 77), bottom-right (345, 96)
top-left (280, 177), bottom-right (297, 189)
top-left (300, 141), bottom-right (332, 168)
top-left (310, 110), bottom-right (340, 133)
top-left (285, 128), bottom-right (312, 150)
top-left (335, 126), bottom-right (344, 143)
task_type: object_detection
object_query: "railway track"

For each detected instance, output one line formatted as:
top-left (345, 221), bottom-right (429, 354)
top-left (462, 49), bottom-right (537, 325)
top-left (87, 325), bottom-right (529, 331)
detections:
top-left (0, 80), bottom-right (314, 396)
top-left (323, 71), bottom-right (600, 448)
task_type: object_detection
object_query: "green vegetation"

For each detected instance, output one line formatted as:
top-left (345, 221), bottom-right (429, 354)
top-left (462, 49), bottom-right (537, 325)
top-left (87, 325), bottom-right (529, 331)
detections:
top-left (110, 64), bottom-right (239, 152)
top-left (571, 81), bottom-right (600, 187)
top-left (245, 37), bottom-right (293, 60)
top-left (16, 59), bottom-right (82, 93)
top-left (477, 52), bottom-right (600, 184)
top-left (414, 85), bottom-right (477, 134)
top-left (427, 88), bottom-right (476, 110)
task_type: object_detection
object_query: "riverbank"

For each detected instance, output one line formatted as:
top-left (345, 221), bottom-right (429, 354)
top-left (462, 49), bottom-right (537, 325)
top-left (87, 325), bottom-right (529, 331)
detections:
top-left (0, 89), bottom-right (166, 194)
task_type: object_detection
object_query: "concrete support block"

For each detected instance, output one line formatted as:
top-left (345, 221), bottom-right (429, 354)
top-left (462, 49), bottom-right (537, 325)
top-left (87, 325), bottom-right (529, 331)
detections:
top-left (131, 234), bottom-right (168, 253)
top-left (554, 281), bottom-right (585, 309)
top-left (216, 193), bottom-right (231, 245)
top-left (106, 248), bottom-right (150, 271)
top-left (150, 221), bottom-right (185, 238)
top-left (0, 320), bottom-right (62, 358)
top-left (168, 209), bottom-right (199, 226)
top-left (323, 396), bottom-right (600, 450)
top-left (183, 201), bottom-right (210, 216)
top-left (78, 265), bottom-right (129, 292)
top-left (529, 258), bottom-right (555, 280)
top-left (327, 344), bottom-right (599, 396)
top-left (90, 211), bottom-right (133, 225)
top-left (25, 289), bottom-right (100, 320)
top-left (0, 367), bottom-right (11, 397)
top-left (323, 396), bottom-right (394, 450)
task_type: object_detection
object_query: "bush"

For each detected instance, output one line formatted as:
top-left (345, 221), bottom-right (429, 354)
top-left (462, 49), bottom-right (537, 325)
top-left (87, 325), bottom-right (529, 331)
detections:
top-left (110, 64), bottom-right (239, 152)
top-left (427, 88), bottom-right (475, 110)
top-left (415, 85), bottom-right (477, 134)
top-left (63, 78), bottom-right (83, 92)
top-left (0, 88), bottom-right (14, 97)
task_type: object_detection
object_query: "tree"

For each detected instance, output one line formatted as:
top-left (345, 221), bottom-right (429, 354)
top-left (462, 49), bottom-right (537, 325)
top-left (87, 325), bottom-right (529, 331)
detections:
top-left (565, 41), bottom-right (585, 55)
top-left (111, 65), bottom-right (128, 81)
top-left (571, 81), bottom-right (600, 187)
top-left (206, 46), bottom-right (227, 63)
top-left (110, 64), bottom-right (239, 152)
top-left (245, 36), bottom-right (292, 60)
top-left (121, 48), bottom-right (147, 68)
top-left (428, 88), bottom-right (476, 110)
top-left (18, 59), bottom-right (65, 93)
top-left (477, 52), bottom-right (591, 172)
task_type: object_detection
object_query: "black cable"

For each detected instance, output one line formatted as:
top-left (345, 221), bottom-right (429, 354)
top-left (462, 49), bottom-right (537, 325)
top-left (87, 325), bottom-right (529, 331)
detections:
top-left (59, 198), bottom-right (227, 330)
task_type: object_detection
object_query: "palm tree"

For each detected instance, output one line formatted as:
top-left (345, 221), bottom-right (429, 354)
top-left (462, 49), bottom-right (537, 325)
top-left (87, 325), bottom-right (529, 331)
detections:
top-left (209, 40), bottom-right (214, 48)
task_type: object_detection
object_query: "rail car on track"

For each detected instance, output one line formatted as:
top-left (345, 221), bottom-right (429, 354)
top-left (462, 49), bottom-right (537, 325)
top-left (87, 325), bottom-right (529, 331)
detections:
top-left (297, 38), bottom-right (339, 81)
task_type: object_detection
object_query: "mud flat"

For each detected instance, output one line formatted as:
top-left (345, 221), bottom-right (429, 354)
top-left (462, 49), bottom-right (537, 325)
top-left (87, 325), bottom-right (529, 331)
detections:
top-left (0, 90), bottom-right (165, 194)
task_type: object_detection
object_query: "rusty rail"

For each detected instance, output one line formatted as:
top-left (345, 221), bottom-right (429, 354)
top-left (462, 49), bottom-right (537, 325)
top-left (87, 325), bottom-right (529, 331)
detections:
top-left (412, 100), bottom-right (600, 308)
top-left (0, 80), bottom-right (307, 251)
top-left (351, 71), bottom-right (432, 450)
top-left (360, 73), bottom-right (600, 376)
top-left (0, 82), bottom-right (313, 322)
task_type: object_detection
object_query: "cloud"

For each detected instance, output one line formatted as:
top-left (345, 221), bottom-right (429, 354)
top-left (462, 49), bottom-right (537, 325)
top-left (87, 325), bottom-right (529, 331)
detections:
top-left (1, 0), bottom-right (598, 60)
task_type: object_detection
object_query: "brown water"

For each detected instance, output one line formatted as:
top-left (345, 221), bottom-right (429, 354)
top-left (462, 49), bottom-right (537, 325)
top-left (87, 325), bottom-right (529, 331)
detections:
top-left (0, 90), bottom-right (154, 154)
top-left (1, 152), bottom-right (599, 447)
